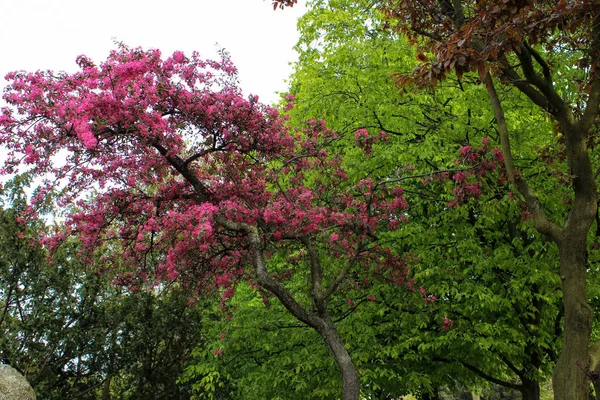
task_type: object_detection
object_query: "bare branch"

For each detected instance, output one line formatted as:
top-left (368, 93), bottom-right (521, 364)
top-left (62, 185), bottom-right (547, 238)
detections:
top-left (151, 142), bottom-right (210, 201)
top-left (324, 259), bottom-right (357, 301)
top-left (377, 165), bottom-right (476, 187)
top-left (523, 42), bottom-right (553, 85)
top-left (497, 353), bottom-right (524, 378)
top-left (412, 28), bottom-right (443, 42)
top-left (240, 223), bottom-right (323, 330)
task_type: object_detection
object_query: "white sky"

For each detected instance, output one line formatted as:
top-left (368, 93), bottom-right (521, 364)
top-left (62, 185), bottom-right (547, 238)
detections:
top-left (0, 0), bottom-right (306, 105)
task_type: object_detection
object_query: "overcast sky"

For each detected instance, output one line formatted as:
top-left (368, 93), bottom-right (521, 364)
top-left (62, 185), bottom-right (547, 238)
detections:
top-left (0, 0), bottom-right (306, 105)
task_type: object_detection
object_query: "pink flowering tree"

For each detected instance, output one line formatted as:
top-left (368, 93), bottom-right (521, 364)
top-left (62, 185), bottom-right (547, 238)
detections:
top-left (0, 46), bottom-right (410, 400)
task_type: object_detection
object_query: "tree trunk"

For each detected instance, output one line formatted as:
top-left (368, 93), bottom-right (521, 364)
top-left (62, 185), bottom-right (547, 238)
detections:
top-left (102, 376), bottom-right (111, 400)
top-left (553, 234), bottom-right (593, 400)
top-left (246, 232), bottom-right (360, 400)
top-left (421, 387), bottom-right (442, 400)
top-left (485, 72), bottom-right (595, 399)
top-left (316, 318), bottom-right (360, 400)
top-left (520, 377), bottom-right (540, 400)
top-left (552, 121), bottom-right (596, 400)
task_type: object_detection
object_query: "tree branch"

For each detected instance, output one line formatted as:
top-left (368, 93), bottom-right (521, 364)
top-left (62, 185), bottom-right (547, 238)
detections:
top-left (182, 143), bottom-right (229, 167)
top-left (323, 258), bottom-right (357, 301)
top-left (412, 28), bottom-right (443, 42)
top-left (152, 140), bottom-right (326, 332)
top-left (241, 223), bottom-right (323, 330)
top-left (576, 10), bottom-right (600, 133)
top-left (483, 73), bottom-right (562, 242)
top-left (451, 0), bottom-right (465, 27)
top-left (523, 42), bottom-right (553, 85)
top-left (516, 44), bottom-right (570, 123)
top-left (376, 165), bottom-right (476, 187)
top-left (498, 57), bottom-right (552, 111)
top-left (151, 142), bottom-right (210, 201)
top-left (497, 353), bottom-right (524, 378)
top-left (302, 237), bottom-right (327, 316)
top-left (433, 357), bottom-right (522, 390)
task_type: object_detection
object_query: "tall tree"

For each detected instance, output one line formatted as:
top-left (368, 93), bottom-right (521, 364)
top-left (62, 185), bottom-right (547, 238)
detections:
top-left (0, 46), bottom-right (411, 400)
top-left (379, 2), bottom-right (600, 399)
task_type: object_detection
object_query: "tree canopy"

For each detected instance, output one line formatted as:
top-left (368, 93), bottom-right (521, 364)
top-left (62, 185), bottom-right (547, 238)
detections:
top-left (2, 1), bottom-right (600, 399)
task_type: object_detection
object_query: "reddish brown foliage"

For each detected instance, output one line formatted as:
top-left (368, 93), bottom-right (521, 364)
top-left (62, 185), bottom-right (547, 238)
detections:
top-left (383, 0), bottom-right (599, 94)
top-left (272, 0), bottom-right (298, 10)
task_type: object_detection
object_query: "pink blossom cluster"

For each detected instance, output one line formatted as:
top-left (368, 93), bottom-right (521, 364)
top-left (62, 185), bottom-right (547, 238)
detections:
top-left (442, 316), bottom-right (454, 331)
top-left (283, 93), bottom-right (295, 111)
top-left (0, 45), bottom-right (411, 302)
top-left (447, 138), bottom-right (507, 207)
top-left (354, 128), bottom-right (388, 155)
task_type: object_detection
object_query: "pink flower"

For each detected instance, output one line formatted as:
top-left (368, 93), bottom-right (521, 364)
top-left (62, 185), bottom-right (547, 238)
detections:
top-left (223, 288), bottom-right (235, 300)
top-left (492, 148), bottom-right (504, 163)
top-left (214, 349), bottom-right (223, 357)
top-left (0, 46), bottom-right (432, 354)
top-left (167, 265), bottom-right (179, 280)
top-left (215, 274), bottom-right (231, 287)
top-left (172, 50), bottom-right (185, 63)
top-left (452, 172), bottom-right (466, 182)
top-left (354, 128), bottom-right (369, 140)
top-left (442, 316), bottom-right (454, 331)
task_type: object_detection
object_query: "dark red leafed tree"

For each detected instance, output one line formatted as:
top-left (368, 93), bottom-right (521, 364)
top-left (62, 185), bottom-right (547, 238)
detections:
top-left (272, 0), bottom-right (298, 10)
top-left (377, 1), bottom-right (599, 399)
top-left (0, 46), bottom-right (410, 400)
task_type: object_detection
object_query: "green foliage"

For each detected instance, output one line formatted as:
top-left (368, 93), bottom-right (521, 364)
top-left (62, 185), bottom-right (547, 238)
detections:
top-left (183, 283), bottom-right (340, 399)
top-left (277, 0), bottom-right (567, 397)
top-left (0, 178), bottom-right (204, 400)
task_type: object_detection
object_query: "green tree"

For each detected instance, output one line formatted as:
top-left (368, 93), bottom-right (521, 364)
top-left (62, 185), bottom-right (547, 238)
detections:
top-left (0, 178), bottom-right (205, 400)
top-left (282, 1), bottom-right (567, 399)
top-left (276, 1), bottom-right (600, 397)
